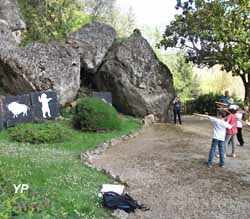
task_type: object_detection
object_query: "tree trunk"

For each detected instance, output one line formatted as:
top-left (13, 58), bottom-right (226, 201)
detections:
top-left (240, 74), bottom-right (250, 105)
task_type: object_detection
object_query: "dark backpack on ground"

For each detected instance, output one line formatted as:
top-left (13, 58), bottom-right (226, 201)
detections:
top-left (102, 191), bottom-right (149, 213)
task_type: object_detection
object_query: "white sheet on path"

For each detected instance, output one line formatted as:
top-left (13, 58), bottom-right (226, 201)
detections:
top-left (101, 184), bottom-right (125, 195)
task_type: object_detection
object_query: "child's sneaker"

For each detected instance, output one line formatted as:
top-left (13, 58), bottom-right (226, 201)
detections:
top-left (207, 165), bottom-right (212, 168)
top-left (232, 154), bottom-right (236, 158)
top-left (219, 164), bottom-right (225, 168)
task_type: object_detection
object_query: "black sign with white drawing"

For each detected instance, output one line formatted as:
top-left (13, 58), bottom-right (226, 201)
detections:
top-left (4, 94), bottom-right (33, 127)
top-left (30, 91), bottom-right (59, 121)
top-left (93, 91), bottom-right (112, 105)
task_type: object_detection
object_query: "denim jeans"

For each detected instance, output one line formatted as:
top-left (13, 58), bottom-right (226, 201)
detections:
top-left (208, 138), bottom-right (225, 166)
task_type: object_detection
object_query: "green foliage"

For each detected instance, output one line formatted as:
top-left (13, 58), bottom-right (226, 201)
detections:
top-left (108, 6), bottom-right (136, 37)
top-left (159, 0), bottom-right (250, 102)
top-left (232, 95), bottom-right (245, 109)
top-left (82, 0), bottom-right (116, 21)
top-left (180, 89), bottom-right (244, 115)
top-left (18, 0), bottom-right (91, 44)
top-left (185, 93), bottom-right (221, 115)
top-left (18, 0), bottom-right (136, 44)
top-left (163, 53), bottom-right (200, 101)
top-left (8, 121), bottom-right (67, 144)
top-left (73, 97), bottom-right (122, 131)
top-left (81, 0), bottom-right (136, 37)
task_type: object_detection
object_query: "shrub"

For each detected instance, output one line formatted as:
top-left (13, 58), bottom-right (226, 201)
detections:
top-left (8, 122), bottom-right (67, 144)
top-left (184, 93), bottom-right (221, 115)
top-left (232, 95), bottom-right (244, 109)
top-left (185, 93), bottom-right (245, 115)
top-left (73, 97), bottom-right (122, 131)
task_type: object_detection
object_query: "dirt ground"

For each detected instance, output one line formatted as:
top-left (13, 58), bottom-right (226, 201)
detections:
top-left (91, 116), bottom-right (250, 219)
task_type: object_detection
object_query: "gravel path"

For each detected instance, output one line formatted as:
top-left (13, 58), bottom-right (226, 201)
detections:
top-left (91, 116), bottom-right (250, 219)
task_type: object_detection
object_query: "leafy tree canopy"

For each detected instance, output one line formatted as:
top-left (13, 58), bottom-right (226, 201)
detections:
top-left (18, 0), bottom-right (136, 45)
top-left (18, 0), bottom-right (91, 44)
top-left (164, 53), bottom-right (200, 101)
top-left (159, 0), bottom-right (250, 102)
top-left (80, 0), bottom-right (135, 37)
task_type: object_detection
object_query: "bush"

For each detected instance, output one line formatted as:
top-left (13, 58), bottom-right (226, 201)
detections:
top-left (185, 93), bottom-right (245, 115)
top-left (232, 95), bottom-right (244, 109)
top-left (184, 93), bottom-right (221, 115)
top-left (8, 122), bottom-right (67, 144)
top-left (73, 97), bottom-right (122, 131)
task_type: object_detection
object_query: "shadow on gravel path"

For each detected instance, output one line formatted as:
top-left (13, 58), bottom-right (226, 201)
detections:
top-left (91, 116), bottom-right (250, 219)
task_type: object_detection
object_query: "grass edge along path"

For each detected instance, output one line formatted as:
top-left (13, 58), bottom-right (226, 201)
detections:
top-left (0, 115), bottom-right (141, 219)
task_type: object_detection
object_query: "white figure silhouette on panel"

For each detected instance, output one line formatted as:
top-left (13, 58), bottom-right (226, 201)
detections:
top-left (38, 93), bottom-right (52, 118)
top-left (7, 102), bottom-right (30, 118)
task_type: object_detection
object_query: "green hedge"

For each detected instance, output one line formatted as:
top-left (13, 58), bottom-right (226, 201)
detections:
top-left (8, 122), bottom-right (67, 144)
top-left (185, 93), bottom-right (222, 115)
top-left (184, 93), bottom-right (244, 115)
top-left (73, 97), bottom-right (122, 131)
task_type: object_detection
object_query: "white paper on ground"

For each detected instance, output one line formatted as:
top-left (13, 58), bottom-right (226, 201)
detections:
top-left (101, 184), bottom-right (125, 195)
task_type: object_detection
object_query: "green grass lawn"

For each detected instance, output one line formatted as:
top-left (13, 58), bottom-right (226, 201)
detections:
top-left (0, 116), bottom-right (141, 219)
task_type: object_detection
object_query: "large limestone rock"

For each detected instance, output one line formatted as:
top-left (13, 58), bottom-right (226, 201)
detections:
top-left (94, 30), bottom-right (175, 121)
top-left (0, 1), bottom-right (80, 104)
top-left (0, 0), bottom-right (25, 31)
top-left (0, 0), bottom-right (26, 43)
top-left (0, 19), bottom-right (17, 48)
top-left (67, 22), bottom-right (116, 74)
top-left (0, 42), bottom-right (80, 105)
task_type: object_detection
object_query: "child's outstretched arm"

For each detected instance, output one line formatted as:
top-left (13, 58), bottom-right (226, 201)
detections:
top-left (218, 107), bottom-right (250, 128)
top-left (215, 101), bottom-right (229, 108)
top-left (217, 107), bottom-right (229, 113)
top-left (217, 108), bottom-right (230, 120)
top-left (242, 120), bottom-right (250, 127)
top-left (193, 113), bottom-right (209, 119)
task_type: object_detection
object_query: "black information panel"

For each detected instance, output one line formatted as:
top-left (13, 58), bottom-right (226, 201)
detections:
top-left (4, 94), bottom-right (33, 127)
top-left (30, 91), bottom-right (59, 121)
top-left (93, 92), bottom-right (112, 105)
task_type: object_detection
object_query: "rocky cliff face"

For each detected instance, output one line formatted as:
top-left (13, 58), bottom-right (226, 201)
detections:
top-left (68, 23), bottom-right (175, 121)
top-left (93, 30), bottom-right (174, 121)
top-left (0, 0), bottom-right (26, 43)
top-left (0, 42), bottom-right (80, 106)
top-left (0, 19), bottom-right (18, 48)
top-left (0, 1), bottom-right (175, 117)
top-left (67, 22), bottom-right (116, 74)
top-left (0, 2), bottom-right (80, 106)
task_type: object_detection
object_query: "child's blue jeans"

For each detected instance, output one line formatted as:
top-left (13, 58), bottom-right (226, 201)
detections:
top-left (208, 138), bottom-right (225, 166)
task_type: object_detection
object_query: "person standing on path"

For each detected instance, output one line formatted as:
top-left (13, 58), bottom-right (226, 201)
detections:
top-left (224, 105), bottom-right (238, 157)
top-left (194, 112), bottom-right (232, 168)
top-left (173, 96), bottom-right (182, 124)
top-left (236, 107), bottom-right (245, 146)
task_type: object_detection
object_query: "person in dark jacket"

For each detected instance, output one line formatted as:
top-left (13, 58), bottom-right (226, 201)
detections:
top-left (173, 96), bottom-right (182, 124)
